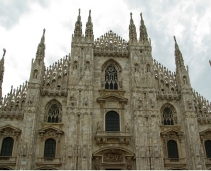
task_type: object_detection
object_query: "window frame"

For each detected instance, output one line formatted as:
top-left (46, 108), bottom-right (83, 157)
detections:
top-left (105, 111), bottom-right (120, 131)
top-left (0, 137), bottom-right (14, 157)
top-left (44, 138), bottom-right (57, 159)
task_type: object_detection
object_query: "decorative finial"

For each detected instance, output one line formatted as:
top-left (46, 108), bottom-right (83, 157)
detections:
top-left (43, 28), bottom-right (45, 35)
top-left (140, 13), bottom-right (142, 19)
top-left (209, 60), bottom-right (211, 66)
top-left (173, 36), bottom-right (176, 42)
top-left (130, 12), bottom-right (132, 19)
top-left (79, 8), bottom-right (80, 15)
top-left (2, 48), bottom-right (6, 58)
top-left (89, 10), bottom-right (91, 16)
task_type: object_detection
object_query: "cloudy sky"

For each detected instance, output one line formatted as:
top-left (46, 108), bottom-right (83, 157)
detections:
top-left (0, 0), bottom-right (210, 101)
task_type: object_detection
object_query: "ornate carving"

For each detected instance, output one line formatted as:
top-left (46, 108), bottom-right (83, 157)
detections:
top-left (104, 153), bottom-right (122, 162)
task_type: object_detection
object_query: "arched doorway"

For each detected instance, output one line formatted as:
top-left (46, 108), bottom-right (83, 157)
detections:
top-left (92, 147), bottom-right (135, 170)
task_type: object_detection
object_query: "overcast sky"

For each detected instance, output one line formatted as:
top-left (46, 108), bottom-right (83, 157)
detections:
top-left (0, 0), bottom-right (210, 101)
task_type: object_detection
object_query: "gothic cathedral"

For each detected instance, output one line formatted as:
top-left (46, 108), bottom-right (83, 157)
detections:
top-left (0, 9), bottom-right (210, 170)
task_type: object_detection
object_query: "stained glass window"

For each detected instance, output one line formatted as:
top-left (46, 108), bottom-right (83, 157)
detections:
top-left (48, 104), bottom-right (60, 123)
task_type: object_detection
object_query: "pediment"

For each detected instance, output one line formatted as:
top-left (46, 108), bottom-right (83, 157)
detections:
top-left (94, 30), bottom-right (128, 57)
top-left (0, 125), bottom-right (21, 133)
top-left (38, 126), bottom-right (64, 135)
top-left (199, 128), bottom-right (211, 135)
top-left (97, 94), bottom-right (128, 104)
top-left (160, 128), bottom-right (183, 136)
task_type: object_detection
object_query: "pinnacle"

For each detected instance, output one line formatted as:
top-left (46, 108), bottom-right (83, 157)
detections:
top-left (2, 48), bottom-right (6, 59)
top-left (139, 13), bottom-right (148, 43)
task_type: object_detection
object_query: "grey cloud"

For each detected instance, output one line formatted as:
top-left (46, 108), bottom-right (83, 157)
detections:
top-left (0, 0), bottom-right (48, 29)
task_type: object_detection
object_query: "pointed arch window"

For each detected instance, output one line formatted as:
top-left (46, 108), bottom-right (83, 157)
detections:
top-left (167, 140), bottom-right (179, 158)
top-left (105, 65), bottom-right (118, 90)
top-left (105, 111), bottom-right (120, 131)
top-left (205, 140), bottom-right (211, 158)
top-left (0, 137), bottom-right (14, 156)
top-left (163, 107), bottom-right (174, 125)
top-left (47, 104), bottom-right (60, 123)
top-left (44, 139), bottom-right (56, 158)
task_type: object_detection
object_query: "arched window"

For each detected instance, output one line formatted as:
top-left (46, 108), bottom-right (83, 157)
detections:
top-left (105, 111), bottom-right (120, 131)
top-left (167, 140), bottom-right (179, 158)
top-left (205, 140), bottom-right (211, 158)
top-left (0, 137), bottom-right (14, 156)
top-left (105, 65), bottom-right (118, 90)
top-left (47, 104), bottom-right (60, 123)
top-left (163, 107), bottom-right (174, 125)
top-left (44, 139), bottom-right (56, 158)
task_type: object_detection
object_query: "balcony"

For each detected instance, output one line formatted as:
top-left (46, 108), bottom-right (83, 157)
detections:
top-left (164, 158), bottom-right (186, 166)
top-left (35, 157), bottom-right (61, 166)
top-left (205, 158), bottom-right (211, 165)
top-left (95, 131), bottom-right (132, 145)
top-left (0, 156), bottom-right (17, 165)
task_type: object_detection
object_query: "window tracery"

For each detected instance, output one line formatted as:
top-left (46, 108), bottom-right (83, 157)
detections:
top-left (161, 104), bottom-right (177, 125)
top-left (45, 100), bottom-right (62, 123)
top-left (105, 65), bottom-right (118, 90)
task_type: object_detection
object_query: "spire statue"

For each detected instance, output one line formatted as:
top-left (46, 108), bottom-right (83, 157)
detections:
top-left (139, 13), bottom-right (148, 43)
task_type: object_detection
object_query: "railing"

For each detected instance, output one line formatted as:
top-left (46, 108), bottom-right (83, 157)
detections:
top-left (205, 158), bottom-right (211, 164)
top-left (96, 131), bottom-right (131, 137)
top-left (0, 156), bottom-right (17, 164)
top-left (37, 157), bottom-right (61, 163)
top-left (164, 158), bottom-right (186, 165)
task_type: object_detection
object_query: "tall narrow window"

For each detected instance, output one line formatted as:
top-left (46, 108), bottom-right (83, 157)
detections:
top-left (205, 140), bottom-right (211, 158)
top-left (0, 137), bottom-right (14, 156)
top-left (105, 111), bottom-right (120, 131)
top-left (167, 140), bottom-right (179, 158)
top-left (105, 65), bottom-right (118, 90)
top-left (44, 139), bottom-right (56, 158)
top-left (48, 104), bottom-right (60, 123)
top-left (163, 107), bottom-right (174, 125)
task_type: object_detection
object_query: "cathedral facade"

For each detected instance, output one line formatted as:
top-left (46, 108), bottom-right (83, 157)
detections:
top-left (0, 10), bottom-right (210, 170)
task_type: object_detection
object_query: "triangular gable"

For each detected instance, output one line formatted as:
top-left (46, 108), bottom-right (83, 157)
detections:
top-left (97, 94), bottom-right (128, 104)
top-left (199, 128), bottom-right (211, 135)
top-left (38, 126), bottom-right (64, 134)
top-left (0, 125), bottom-right (21, 133)
top-left (160, 128), bottom-right (183, 136)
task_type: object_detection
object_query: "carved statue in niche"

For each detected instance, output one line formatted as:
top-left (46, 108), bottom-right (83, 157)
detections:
top-left (82, 145), bottom-right (87, 158)
top-left (72, 69), bottom-right (78, 83)
top-left (83, 97), bottom-right (88, 107)
top-left (147, 71), bottom-right (152, 86)
top-left (28, 93), bottom-right (34, 106)
top-left (33, 69), bottom-right (38, 79)
top-left (187, 99), bottom-right (192, 109)
top-left (119, 79), bottom-right (123, 88)
top-left (84, 68), bottom-right (91, 85)
top-left (183, 76), bottom-right (187, 85)
top-left (125, 123), bottom-right (130, 132)
top-left (134, 70), bottom-right (140, 86)
top-left (96, 122), bottom-right (100, 131)
top-left (69, 96), bottom-right (76, 108)
top-left (137, 97), bottom-right (143, 109)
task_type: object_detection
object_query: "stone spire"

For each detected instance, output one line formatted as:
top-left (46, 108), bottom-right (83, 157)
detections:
top-left (73, 9), bottom-right (82, 38)
top-left (139, 13), bottom-right (148, 43)
top-left (174, 36), bottom-right (185, 69)
top-left (0, 48), bottom-right (5, 99)
top-left (129, 13), bottom-right (137, 43)
top-left (36, 29), bottom-right (45, 61)
top-left (85, 10), bottom-right (94, 39)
